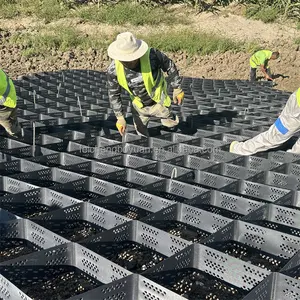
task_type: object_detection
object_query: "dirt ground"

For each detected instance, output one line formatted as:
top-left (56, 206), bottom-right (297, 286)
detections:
top-left (0, 3), bottom-right (299, 93)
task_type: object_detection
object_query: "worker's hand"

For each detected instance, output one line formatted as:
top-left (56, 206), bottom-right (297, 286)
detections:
top-left (116, 116), bottom-right (126, 136)
top-left (173, 88), bottom-right (184, 105)
top-left (266, 75), bottom-right (273, 81)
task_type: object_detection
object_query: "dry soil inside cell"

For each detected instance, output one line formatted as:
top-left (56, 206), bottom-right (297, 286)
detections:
top-left (209, 241), bottom-right (285, 272)
top-left (150, 191), bottom-right (188, 203)
top-left (199, 204), bottom-right (243, 219)
top-left (1, 265), bottom-right (103, 300)
top-left (0, 239), bottom-right (42, 263)
top-left (99, 203), bottom-right (151, 220)
top-left (33, 219), bottom-right (104, 242)
top-left (60, 190), bottom-right (104, 202)
top-left (146, 220), bottom-right (210, 243)
top-left (0, 202), bottom-right (58, 218)
top-left (147, 268), bottom-right (247, 300)
top-left (86, 241), bottom-right (166, 273)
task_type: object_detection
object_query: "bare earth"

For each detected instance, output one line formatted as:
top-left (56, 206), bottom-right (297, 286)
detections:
top-left (0, 4), bottom-right (299, 93)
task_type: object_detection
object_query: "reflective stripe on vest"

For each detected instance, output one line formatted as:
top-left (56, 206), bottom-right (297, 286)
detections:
top-left (296, 87), bottom-right (300, 107)
top-left (0, 70), bottom-right (16, 108)
top-left (115, 48), bottom-right (171, 109)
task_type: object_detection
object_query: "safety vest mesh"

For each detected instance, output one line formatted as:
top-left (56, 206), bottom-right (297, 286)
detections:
top-left (0, 69), bottom-right (17, 108)
top-left (250, 50), bottom-right (272, 68)
top-left (114, 48), bottom-right (171, 109)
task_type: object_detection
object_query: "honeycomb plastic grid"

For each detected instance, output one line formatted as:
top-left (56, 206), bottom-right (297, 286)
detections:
top-left (1, 71), bottom-right (299, 300)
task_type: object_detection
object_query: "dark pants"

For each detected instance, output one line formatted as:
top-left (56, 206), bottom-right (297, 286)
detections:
top-left (250, 67), bottom-right (272, 82)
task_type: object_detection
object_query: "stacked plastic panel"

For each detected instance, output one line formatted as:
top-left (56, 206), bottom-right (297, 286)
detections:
top-left (0, 69), bottom-right (299, 300)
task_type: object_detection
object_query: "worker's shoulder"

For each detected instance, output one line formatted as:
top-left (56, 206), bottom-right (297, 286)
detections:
top-left (107, 60), bottom-right (116, 75)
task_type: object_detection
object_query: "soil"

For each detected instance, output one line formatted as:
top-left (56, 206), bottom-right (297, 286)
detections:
top-left (7, 266), bottom-right (102, 300)
top-left (210, 240), bottom-right (285, 272)
top-left (34, 219), bottom-right (104, 242)
top-left (87, 240), bottom-right (166, 273)
top-left (0, 4), bottom-right (299, 93)
top-left (0, 202), bottom-right (58, 218)
top-left (150, 268), bottom-right (247, 300)
top-left (0, 239), bottom-right (41, 263)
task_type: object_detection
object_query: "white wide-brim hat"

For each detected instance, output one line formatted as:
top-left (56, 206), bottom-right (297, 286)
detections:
top-left (108, 32), bottom-right (149, 61)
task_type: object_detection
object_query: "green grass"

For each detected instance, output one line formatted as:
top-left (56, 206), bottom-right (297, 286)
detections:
top-left (0, 0), bottom-right (186, 26)
top-left (138, 30), bottom-right (256, 55)
top-left (9, 26), bottom-right (259, 58)
top-left (9, 26), bottom-right (113, 57)
top-left (295, 37), bottom-right (300, 44)
top-left (245, 5), bottom-right (279, 23)
top-left (75, 2), bottom-right (182, 26)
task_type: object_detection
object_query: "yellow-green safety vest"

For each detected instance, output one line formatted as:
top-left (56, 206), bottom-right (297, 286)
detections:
top-left (250, 50), bottom-right (272, 69)
top-left (115, 48), bottom-right (171, 109)
top-left (0, 69), bottom-right (17, 108)
top-left (296, 87), bottom-right (300, 107)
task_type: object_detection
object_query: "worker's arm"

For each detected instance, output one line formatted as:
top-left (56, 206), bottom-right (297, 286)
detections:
top-left (106, 62), bottom-right (124, 118)
top-left (260, 64), bottom-right (272, 80)
top-left (152, 48), bottom-right (182, 88)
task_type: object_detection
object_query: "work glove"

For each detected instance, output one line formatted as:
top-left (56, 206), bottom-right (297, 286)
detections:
top-left (173, 88), bottom-right (184, 105)
top-left (116, 116), bottom-right (126, 136)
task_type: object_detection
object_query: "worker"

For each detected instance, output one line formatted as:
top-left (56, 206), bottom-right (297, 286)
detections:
top-left (249, 50), bottom-right (279, 82)
top-left (0, 69), bottom-right (22, 137)
top-left (230, 87), bottom-right (300, 155)
top-left (106, 32), bottom-right (184, 137)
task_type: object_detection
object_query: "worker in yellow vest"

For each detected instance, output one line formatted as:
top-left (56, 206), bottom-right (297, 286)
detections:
top-left (249, 50), bottom-right (279, 81)
top-left (0, 69), bottom-right (21, 137)
top-left (230, 88), bottom-right (300, 155)
top-left (106, 32), bottom-right (184, 137)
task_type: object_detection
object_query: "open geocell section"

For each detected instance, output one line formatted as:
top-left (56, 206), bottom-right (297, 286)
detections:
top-left (0, 70), bottom-right (299, 300)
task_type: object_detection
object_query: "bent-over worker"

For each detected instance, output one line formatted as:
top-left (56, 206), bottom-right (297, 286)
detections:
top-left (0, 69), bottom-right (21, 137)
top-left (230, 87), bottom-right (300, 155)
top-left (106, 32), bottom-right (184, 137)
top-left (250, 50), bottom-right (279, 82)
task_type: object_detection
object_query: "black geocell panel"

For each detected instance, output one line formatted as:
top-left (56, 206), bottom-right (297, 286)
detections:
top-left (0, 70), bottom-right (299, 300)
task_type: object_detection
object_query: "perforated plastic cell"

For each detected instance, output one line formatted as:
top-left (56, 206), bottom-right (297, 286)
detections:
top-left (27, 153), bottom-right (90, 167)
top-left (0, 274), bottom-right (32, 300)
top-left (139, 179), bottom-right (209, 203)
top-left (0, 219), bottom-right (68, 263)
top-left (0, 187), bottom-right (81, 218)
top-left (136, 161), bottom-right (194, 179)
top-left (31, 202), bottom-right (129, 242)
top-left (177, 170), bottom-right (238, 190)
top-left (241, 204), bottom-right (300, 237)
top-left (90, 189), bottom-right (175, 220)
top-left (98, 154), bottom-right (156, 169)
top-left (202, 220), bottom-right (300, 272)
top-left (49, 177), bottom-right (128, 202)
top-left (61, 160), bottom-right (124, 177)
top-left (0, 177), bottom-right (39, 196)
top-left (67, 274), bottom-right (187, 300)
top-left (0, 137), bottom-right (29, 150)
top-left (0, 242), bottom-right (132, 300)
top-left (204, 163), bottom-right (260, 180)
top-left (229, 156), bottom-right (282, 171)
top-left (280, 249), bottom-right (300, 280)
top-left (98, 169), bottom-right (163, 189)
top-left (220, 180), bottom-right (291, 202)
top-left (10, 167), bottom-right (87, 188)
top-left (0, 208), bottom-right (20, 223)
top-left (272, 162), bottom-right (300, 177)
top-left (80, 220), bottom-right (190, 273)
top-left (254, 151), bottom-right (300, 164)
top-left (142, 243), bottom-right (270, 299)
top-left (242, 272), bottom-right (300, 300)
top-left (248, 171), bottom-right (300, 191)
top-left (140, 203), bottom-right (232, 243)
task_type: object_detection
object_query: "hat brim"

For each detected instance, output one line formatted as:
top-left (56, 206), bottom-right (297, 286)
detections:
top-left (107, 39), bottom-right (149, 61)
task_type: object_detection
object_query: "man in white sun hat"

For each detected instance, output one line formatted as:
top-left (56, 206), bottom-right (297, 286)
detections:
top-left (106, 32), bottom-right (184, 137)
